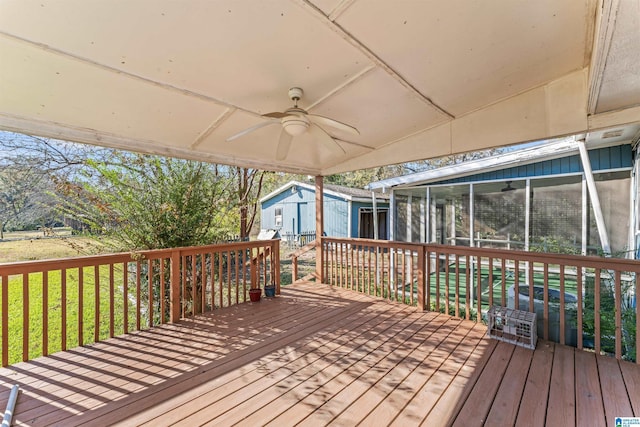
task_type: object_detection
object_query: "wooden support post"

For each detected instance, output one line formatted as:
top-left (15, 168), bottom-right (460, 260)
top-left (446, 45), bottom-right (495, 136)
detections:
top-left (169, 251), bottom-right (181, 323)
top-left (315, 175), bottom-right (324, 283)
top-left (274, 240), bottom-right (281, 294)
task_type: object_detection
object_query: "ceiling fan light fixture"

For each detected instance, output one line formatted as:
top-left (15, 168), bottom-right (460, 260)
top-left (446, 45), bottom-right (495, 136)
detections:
top-left (281, 115), bottom-right (309, 136)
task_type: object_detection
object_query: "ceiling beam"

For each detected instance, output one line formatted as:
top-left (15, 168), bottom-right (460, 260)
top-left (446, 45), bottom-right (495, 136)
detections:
top-left (587, 0), bottom-right (621, 114)
top-left (295, 0), bottom-right (455, 120)
top-left (0, 112), bottom-right (323, 175)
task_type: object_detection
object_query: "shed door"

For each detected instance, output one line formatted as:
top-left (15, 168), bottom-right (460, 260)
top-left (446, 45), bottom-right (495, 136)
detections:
top-left (297, 203), bottom-right (308, 234)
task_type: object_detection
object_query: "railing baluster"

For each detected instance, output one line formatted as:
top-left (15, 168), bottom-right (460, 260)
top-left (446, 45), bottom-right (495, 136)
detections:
top-left (42, 271), bottom-right (48, 356)
top-left (543, 263), bottom-right (549, 341)
top-left (170, 251), bottom-right (180, 323)
top-left (559, 264), bottom-right (565, 345)
top-left (454, 254), bottom-right (459, 318)
top-left (341, 242), bottom-right (345, 288)
top-left (636, 271), bottom-right (639, 365)
top-left (240, 250), bottom-right (246, 302)
top-left (528, 261), bottom-right (534, 312)
top-left (488, 257), bottom-right (494, 308)
top-left (159, 258), bottom-right (165, 323)
top-left (22, 273), bottom-right (29, 361)
top-left (467, 255), bottom-right (482, 322)
top-left (181, 255), bottom-right (187, 317)
top-left (514, 259), bottom-right (520, 311)
top-left (409, 250), bottom-right (414, 306)
top-left (109, 263), bottom-right (114, 338)
top-left (214, 250), bottom-right (219, 311)
top-left (94, 265), bottom-right (100, 342)
top-left (465, 254), bottom-right (470, 321)
top-left (1, 275), bottom-right (6, 366)
top-left (148, 259), bottom-right (153, 327)
top-left (595, 268), bottom-right (601, 354)
top-left (500, 258), bottom-right (506, 306)
top-left (435, 250), bottom-right (440, 312)
top-left (426, 249), bottom-right (431, 311)
top-left (191, 255), bottom-right (197, 315)
top-left (349, 244), bottom-right (354, 291)
top-left (444, 255), bottom-right (450, 315)
top-left (227, 251), bottom-right (232, 308)
top-left (577, 266), bottom-right (583, 350)
top-left (615, 270), bottom-right (622, 360)
top-left (136, 260), bottom-right (141, 330)
top-left (235, 250), bottom-right (240, 305)
top-left (78, 267), bottom-right (84, 347)
top-left (61, 269), bottom-right (67, 351)
top-left (219, 251), bottom-right (224, 308)
top-left (123, 263), bottom-right (128, 333)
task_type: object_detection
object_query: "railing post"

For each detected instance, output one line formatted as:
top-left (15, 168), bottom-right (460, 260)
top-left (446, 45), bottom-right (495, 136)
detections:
top-left (274, 240), bottom-right (281, 294)
top-left (169, 251), bottom-right (181, 323)
top-left (417, 246), bottom-right (426, 311)
top-left (292, 251), bottom-right (298, 283)
top-left (315, 175), bottom-right (324, 283)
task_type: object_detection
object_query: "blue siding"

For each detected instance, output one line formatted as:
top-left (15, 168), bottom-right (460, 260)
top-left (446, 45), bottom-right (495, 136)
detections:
top-left (438, 145), bottom-right (632, 185)
top-left (261, 184), bottom-right (389, 238)
top-left (260, 186), bottom-right (350, 238)
top-left (350, 201), bottom-right (390, 237)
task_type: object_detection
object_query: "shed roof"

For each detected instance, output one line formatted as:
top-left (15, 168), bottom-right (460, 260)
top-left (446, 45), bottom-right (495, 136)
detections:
top-left (261, 180), bottom-right (389, 203)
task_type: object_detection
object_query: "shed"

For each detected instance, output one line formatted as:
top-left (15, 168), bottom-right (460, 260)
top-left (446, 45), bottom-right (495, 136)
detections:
top-left (260, 180), bottom-right (389, 244)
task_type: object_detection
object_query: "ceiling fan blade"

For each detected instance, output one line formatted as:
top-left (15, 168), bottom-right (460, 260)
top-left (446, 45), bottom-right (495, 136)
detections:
top-left (276, 129), bottom-right (293, 161)
top-left (226, 121), bottom-right (277, 142)
top-left (334, 138), bottom-right (375, 150)
top-left (262, 112), bottom-right (288, 119)
top-left (309, 124), bottom-right (346, 155)
top-left (307, 114), bottom-right (359, 136)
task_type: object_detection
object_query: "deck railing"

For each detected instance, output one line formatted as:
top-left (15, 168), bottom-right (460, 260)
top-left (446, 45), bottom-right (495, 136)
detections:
top-left (0, 239), bottom-right (279, 366)
top-left (317, 237), bottom-right (640, 363)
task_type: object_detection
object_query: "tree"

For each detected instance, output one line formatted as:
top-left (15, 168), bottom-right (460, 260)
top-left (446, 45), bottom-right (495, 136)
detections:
top-left (236, 167), bottom-right (269, 240)
top-left (0, 163), bottom-right (57, 238)
top-left (58, 152), bottom-right (237, 250)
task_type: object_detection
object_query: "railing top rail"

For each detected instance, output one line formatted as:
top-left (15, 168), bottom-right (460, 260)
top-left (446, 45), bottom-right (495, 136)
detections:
top-left (0, 239), bottom-right (280, 276)
top-left (290, 240), bottom-right (316, 258)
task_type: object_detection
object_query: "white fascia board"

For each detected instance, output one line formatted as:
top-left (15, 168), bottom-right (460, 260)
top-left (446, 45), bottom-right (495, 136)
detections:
top-left (260, 180), bottom-right (362, 203)
top-left (259, 180), bottom-right (306, 203)
top-left (367, 137), bottom-right (583, 190)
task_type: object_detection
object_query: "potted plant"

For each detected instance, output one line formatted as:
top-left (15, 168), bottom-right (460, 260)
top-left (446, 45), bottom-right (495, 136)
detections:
top-left (264, 283), bottom-right (276, 298)
top-left (249, 287), bottom-right (261, 302)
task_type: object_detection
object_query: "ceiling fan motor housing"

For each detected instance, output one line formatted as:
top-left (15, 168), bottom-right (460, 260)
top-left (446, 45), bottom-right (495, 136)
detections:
top-left (282, 114), bottom-right (309, 136)
top-left (288, 87), bottom-right (304, 102)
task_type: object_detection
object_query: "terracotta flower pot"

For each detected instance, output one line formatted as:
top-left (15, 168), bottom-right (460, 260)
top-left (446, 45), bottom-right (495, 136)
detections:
top-left (249, 288), bottom-right (261, 302)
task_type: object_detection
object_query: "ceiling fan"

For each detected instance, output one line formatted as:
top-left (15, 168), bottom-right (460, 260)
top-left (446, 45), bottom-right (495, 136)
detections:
top-left (501, 181), bottom-right (517, 192)
top-left (226, 87), bottom-right (359, 160)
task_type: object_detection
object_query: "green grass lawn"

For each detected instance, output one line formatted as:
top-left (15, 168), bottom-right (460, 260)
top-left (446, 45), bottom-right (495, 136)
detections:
top-left (0, 235), bottom-right (113, 264)
top-left (1, 232), bottom-right (137, 364)
top-left (2, 265), bottom-right (148, 365)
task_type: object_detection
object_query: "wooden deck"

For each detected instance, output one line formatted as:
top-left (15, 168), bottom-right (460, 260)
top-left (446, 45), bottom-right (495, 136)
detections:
top-left (0, 282), bottom-right (638, 426)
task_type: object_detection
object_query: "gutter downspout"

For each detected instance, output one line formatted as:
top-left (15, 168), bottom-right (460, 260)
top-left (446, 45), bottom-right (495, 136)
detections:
top-left (371, 191), bottom-right (379, 240)
top-left (577, 139), bottom-right (612, 256)
top-left (2, 384), bottom-right (19, 427)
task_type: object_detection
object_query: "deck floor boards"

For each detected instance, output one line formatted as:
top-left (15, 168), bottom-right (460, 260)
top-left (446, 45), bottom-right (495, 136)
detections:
top-left (0, 282), bottom-right (638, 427)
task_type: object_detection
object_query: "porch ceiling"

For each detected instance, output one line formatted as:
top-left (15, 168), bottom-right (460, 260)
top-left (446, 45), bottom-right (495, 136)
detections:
top-left (0, 1), bottom-right (639, 175)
